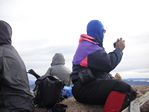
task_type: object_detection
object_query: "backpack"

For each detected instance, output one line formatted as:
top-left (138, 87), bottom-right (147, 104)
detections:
top-left (33, 75), bottom-right (64, 108)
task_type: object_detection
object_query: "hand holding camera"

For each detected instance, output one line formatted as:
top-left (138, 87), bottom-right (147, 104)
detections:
top-left (113, 38), bottom-right (125, 51)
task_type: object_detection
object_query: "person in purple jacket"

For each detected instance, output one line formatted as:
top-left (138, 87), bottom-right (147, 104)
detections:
top-left (71, 20), bottom-right (136, 112)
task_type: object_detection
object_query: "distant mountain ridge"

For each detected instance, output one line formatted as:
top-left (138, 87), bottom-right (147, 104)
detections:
top-left (123, 78), bottom-right (149, 86)
top-left (28, 78), bottom-right (149, 90)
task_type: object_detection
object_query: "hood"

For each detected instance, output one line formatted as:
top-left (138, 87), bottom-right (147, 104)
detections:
top-left (87, 20), bottom-right (105, 46)
top-left (51, 53), bottom-right (65, 66)
top-left (0, 20), bottom-right (12, 45)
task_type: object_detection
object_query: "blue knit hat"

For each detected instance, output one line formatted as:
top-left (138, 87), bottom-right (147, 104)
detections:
top-left (87, 20), bottom-right (105, 43)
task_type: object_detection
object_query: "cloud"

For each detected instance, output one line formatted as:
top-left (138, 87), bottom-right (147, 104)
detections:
top-left (1, 0), bottom-right (149, 78)
top-left (116, 69), bottom-right (149, 79)
top-left (18, 45), bottom-right (75, 75)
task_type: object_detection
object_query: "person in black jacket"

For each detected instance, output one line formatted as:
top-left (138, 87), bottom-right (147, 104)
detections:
top-left (0, 20), bottom-right (33, 112)
top-left (71, 20), bottom-right (136, 112)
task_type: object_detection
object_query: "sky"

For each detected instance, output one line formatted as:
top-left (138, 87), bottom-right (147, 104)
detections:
top-left (0, 0), bottom-right (149, 79)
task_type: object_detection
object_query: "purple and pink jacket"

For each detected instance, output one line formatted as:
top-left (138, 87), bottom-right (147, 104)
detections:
top-left (71, 34), bottom-right (123, 83)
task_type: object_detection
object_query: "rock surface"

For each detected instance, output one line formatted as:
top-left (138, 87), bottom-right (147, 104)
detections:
top-left (61, 86), bottom-right (149, 112)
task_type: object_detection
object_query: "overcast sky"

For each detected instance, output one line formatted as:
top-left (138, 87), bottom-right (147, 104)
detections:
top-left (1, 0), bottom-right (149, 78)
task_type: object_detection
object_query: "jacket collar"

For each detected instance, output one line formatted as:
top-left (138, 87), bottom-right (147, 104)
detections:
top-left (79, 34), bottom-right (98, 44)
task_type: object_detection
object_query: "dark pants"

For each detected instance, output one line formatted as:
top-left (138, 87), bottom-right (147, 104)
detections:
top-left (72, 79), bottom-right (136, 105)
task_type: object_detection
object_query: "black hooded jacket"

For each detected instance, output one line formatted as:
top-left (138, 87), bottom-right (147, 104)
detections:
top-left (0, 20), bottom-right (33, 111)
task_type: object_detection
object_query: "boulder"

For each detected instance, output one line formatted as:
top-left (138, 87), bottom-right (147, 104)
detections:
top-left (61, 97), bottom-right (103, 112)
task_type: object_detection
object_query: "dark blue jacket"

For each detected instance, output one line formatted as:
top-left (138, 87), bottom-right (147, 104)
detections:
top-left (71, 34), bottom-right (123, 82)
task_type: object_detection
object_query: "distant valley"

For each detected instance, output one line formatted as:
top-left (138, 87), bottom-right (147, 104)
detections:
top-left (123, 78), bottom-right (149, 86)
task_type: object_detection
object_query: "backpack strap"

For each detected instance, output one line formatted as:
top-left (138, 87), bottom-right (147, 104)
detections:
top-left (28, 69), bottom-right (40, 79)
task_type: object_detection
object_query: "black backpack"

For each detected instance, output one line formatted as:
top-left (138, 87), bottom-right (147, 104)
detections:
top-left (34, 75), bottom-right (64, 108)
top-left (28, 69), bottom-right (64, 108)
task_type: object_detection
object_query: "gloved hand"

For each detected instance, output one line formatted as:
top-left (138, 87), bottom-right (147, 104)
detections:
top-left (114, 38), bottom-right (125, 51)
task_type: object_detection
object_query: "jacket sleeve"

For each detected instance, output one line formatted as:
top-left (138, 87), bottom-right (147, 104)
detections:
top-left (88, 48), bottom-right (123, 72)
